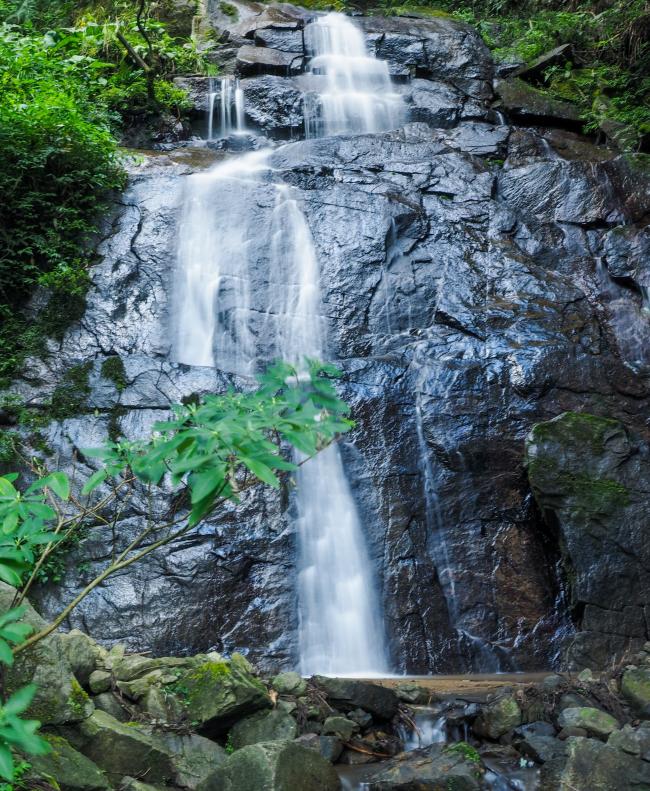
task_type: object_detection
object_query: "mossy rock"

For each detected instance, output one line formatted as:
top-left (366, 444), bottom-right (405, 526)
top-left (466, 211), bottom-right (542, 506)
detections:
top-left (174, 653), bottom-right (271, 735)
top-left (28, 734), bottom-right (111, 791)
top-left (271, 671), bottom-right (307, 696)
top-left (558, 707), bottom-right (620, 738)
top-left (545, 736), bottom-right (650, 790)
top-left (473, 695), bottom-right (522, 739)
top-left (0, 583), bottom-right (91, 724)
top-left (61, 630), bottom-right (104, 687)
top-left (230, 710), bottom-right (298, 750)
top-left (202, 740), bottom-right (340, 791)
top-left (621, 667), bottom-right (650, 718)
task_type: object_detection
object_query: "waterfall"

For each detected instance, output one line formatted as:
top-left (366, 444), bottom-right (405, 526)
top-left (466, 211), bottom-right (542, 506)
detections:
top-left (175, 12), bottom-right (399, 676)
top-left (207, 76), bottom-right (245, 140)
top-left (303, 12), bottom-right (404, 138)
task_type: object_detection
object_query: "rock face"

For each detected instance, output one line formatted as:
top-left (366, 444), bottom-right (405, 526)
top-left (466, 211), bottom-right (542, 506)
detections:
top-left (526, 413), bottom-right (650, 668)
top-left (7, 3), bottom-right (650, 674)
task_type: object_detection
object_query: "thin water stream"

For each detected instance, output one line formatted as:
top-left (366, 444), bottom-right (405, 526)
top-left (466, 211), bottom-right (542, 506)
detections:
top-left (174, 13), bottom-right (404, 675)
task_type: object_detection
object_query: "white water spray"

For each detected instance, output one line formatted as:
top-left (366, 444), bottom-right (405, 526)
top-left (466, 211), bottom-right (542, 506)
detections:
top-left (303, 12), bottom-right (404, 137)
top-left (207, 76), bottom-right (246, 140)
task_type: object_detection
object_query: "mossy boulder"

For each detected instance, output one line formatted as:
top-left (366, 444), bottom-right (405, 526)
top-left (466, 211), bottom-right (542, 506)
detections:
top-left (473, 695), bottom-right (522, 739)
top-left (495, 77), bottom-right (582, 125)
top-left (28, 734), bottom-right (111, 791)
top-left (112, 653), bottom-right (191, 682)
top-left (525, 412), bottom-right (650, 669)
top-left (156, 731), bottom-right (228, 789)
top-left (65, 709), bottom-right (178, 784)
top-left (230, 709), bottom-right (298, 750)
top-left (0, 583), bottom-right (91, 724)
top-left (558, 707), bottom-right (620, 738)
top-left (542, 736), bottom-right (650, 790)
top-left (175, 653), bottom-right (271, 735)
top-left (272, 671), bottom-right (307, 696)
top-left (621, 667), bottom-right (650, 718)
top-left (322, 716), bottom-right (358, 741)
top-left (61, 630), bottom-right (104, 687)
top-left (366, 742), bottom-right (482, 790)
top-left (202, 740), bottom-right (340, 791)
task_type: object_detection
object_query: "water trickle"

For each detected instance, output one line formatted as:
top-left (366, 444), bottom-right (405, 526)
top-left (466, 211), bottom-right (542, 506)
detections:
top-left (207, 76), bottom-right (246, 140)
top-left (303, 12), bottom-right (404, 137)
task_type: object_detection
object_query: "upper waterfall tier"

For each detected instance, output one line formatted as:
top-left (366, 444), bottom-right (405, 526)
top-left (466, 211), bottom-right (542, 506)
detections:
top-left (303, 12), bottom-right (405, 138)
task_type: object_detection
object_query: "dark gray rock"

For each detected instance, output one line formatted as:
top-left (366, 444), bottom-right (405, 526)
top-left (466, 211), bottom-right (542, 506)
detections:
top-left (364, 742), bottom-right (482, 790)
top-left (526, 413), bottom-right (650, 668)
top-left (241, 75), bottom-right (304, 136)
top-left (313, 677), bottom-right (398, 720)
top-left (236, 44), bottom-right (304, 76)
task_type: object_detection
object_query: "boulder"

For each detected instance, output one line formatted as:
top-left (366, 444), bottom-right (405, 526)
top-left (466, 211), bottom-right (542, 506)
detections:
top-left (517, 733), bottom-right (566, 763)
top-left (542, 736), bottom-right (650, 791)
top-left (93, 691), bottom-right (129, 721)
top-left (394, 682), bottom-right (430, 704)
top-left (203, 740), bottom-right (341, 791)
top-left (28, 734), bottom-right (111, 791)
top-left (322, 716), bottom-right (358, 741)
top-left (112, 653), bottom-right (189, 682)
top-left (0, 583), bottom-right (91, 725)
top-left (173, 76), bottom-right (213, 113)
top-left (230, 709), bottom-right (298, 749)
top-left (405, 79), bottom-right (461, 128)
top-left (295, 733), bottom-right (343, 763)
top-left (621, 667), bottom-right (650, 717)
top-left (236, 44), bottom-right (303, 77)
top-left (609, 723), bottom-right (650, 759)
top-left (511, 44), bottom-right (573, 83)
top-left (60, 630), bottom-right (103, 687)
top-left (495, 78), bottom-right (582, 126)
top-left (525, 413), bottom-right (650, 669)
top-left (473, 695), bottom-right (522, 739)
top-left (313, 677), bottom-right (398, 720)
top-left (365, 742), bottom-right (482, 790)
top-left (176, 653), bottom-right (271, 735)
top-left (89, 670), bottom-right (112, 694)
top-left (66, 710), bottom-right (177, 784)
top-left (271, 671), bottom-right (307, 696)
top-left (157, 731), bottom-right (228, 790)
top-left (557, 707), bottom-right (619, 739)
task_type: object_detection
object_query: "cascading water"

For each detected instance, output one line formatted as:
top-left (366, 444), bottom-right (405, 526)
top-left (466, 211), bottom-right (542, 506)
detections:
top-left (302, 12), bottom-right (404, 137)
top-left (174, 12), bottom-right (404, 674)
top-left (207, 76), bottom-right (245, 140)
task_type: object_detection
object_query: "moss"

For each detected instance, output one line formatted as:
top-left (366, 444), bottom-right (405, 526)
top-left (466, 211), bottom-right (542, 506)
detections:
top-left (444, 741), bottom-right (481, 764)
top-left (108, 404), bottom-right (127, 442)
top-left (0, 430), bottom-right (17, 464)
top-left (220, 1), bottom-right (238, 17)
top-left (530, 412), bottom-right (621, 455)
top-left (50, 362), bottom-right (92, 420)
top-left (68, 677), bottom-right (91, 718)
top-left (100, 355), bottom-right (127, 392)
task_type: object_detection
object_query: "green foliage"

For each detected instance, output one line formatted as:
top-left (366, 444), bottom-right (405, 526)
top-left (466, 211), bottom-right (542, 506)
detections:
top-left (220, 2), bottom-right (238, 17)
top-left (49, 363), bottom-right (93, 421)
top-left (82, 360), bottom-right (353, 525)
top-left (444, 741), bottom-right (481, 764)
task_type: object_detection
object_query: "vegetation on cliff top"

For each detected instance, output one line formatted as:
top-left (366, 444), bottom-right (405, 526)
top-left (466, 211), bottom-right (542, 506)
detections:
top-left (0, 0), bottom-right (212, 385)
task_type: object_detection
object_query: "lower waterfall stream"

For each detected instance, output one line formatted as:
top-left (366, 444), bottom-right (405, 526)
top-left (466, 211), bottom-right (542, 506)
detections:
top-left (174, 12), bottom-right (403, 675)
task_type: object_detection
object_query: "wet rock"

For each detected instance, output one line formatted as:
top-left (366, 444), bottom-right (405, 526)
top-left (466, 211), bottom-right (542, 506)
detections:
top-left (526, 413), bottom-right (650, 669)
top-left (621, 667), bottom-right (650, 717)
top-left (322, 715), bottom-right (359, 741)
top-left (557, 707), bottom-right (619, 739)
top-left (517, 733), bottom-right (566, 763)
top-left (205, 740), bottom-right (340, 791)
top-left (542, 736), bottom-right (650, 791)
top-left (236, 44), bottom-right (304, 76)
top-left (230, 709), bottom-right (298, 749)
top-left (28, 734), bottom-right (111, 791)
top-left (295, 733), bottom-right (343, 763)
top-left (313, 678), bottom-right (398, 720)
top-left (93, 692), bottom-right (129, 722)
top-left (173, 76), bottom-right (212, 113)
top-left (271, 670), bottom-right (307, 696)
top-left (514, 721), bottom-right (557, 739)
top-left (241, 75), bottom-right (304, 136)
top-left (405, 79), bottom-right (462, 127)
top-left (365, 742), bottom-right (482, 790)
top-left (473, 695), bottom-right (522, 740)
top-left (495, 77), bottom-right (582, 125)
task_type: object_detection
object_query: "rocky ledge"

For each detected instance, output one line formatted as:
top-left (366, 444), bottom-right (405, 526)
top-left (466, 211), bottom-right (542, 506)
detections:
top-left (6, 583), bottom-right (650, 791)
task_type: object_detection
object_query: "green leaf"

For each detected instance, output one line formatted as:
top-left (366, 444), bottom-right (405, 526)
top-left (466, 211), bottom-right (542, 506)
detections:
top-left (0, 744), bottom-right (13, 781)
top-left (0, 565), bottom-right (22, 587)
top-left (0, 640), bottom-right (14, 667)
top-left (81, 468), bottom-right (107, 495)
top-left (2, 685), bottom-right (36, 716)
top-left (240, 457), bottom-right (279, 488)
top-left (47, 472), bottom-right (70, 501)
